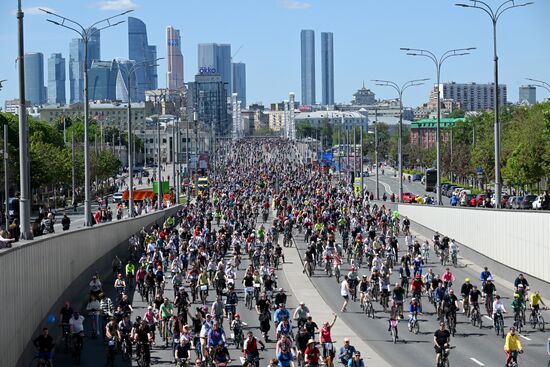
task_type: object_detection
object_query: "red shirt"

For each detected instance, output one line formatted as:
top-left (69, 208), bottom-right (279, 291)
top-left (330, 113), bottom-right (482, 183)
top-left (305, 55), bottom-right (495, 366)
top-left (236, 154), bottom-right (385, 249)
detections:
top-left (320, 327), bottom-right (332, 343)
top-left (305, 345), bottom-right (320, 363)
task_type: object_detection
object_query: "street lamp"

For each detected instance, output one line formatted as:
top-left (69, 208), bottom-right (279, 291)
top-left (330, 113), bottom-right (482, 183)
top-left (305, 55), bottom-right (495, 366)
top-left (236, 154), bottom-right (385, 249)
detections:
top-left (400, 47), bottom-right (475, 205)
top-left (456, 0), bottom-right (534, 208)
top-left (41, 7), bottom-right (133, 226)
top-left (525, 78), bottom-right (550, 94)
top-left (127, 59), bottom-right (162, 217)
top-left (372, 78), bottom-right (429, 203)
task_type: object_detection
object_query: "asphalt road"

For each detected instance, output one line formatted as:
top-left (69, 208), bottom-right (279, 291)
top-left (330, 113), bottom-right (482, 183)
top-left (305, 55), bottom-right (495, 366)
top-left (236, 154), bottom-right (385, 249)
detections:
top-left (292, 224), bottom-right (550, 367)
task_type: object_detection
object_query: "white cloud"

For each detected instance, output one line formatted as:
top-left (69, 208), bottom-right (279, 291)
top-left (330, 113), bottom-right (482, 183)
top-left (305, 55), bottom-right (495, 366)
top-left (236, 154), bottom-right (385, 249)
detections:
top-left (24, 6), bottom-right (56, 15)
top-left (98, 0), bottom-right (136, 11)
top-left (282, 0), bottom-right (312, 10)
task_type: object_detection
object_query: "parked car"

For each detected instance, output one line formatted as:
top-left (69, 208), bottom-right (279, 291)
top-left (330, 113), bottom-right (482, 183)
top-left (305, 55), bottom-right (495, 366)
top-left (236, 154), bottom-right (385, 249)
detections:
top-left (412, 174), bottom-right (422, 181)
top-left (511, 196), bottom-right (524, 210)
top-left (532, 195), bottom-right (543, 210)
top-left (401, 192), bottom-right (417, 203)
top-left (113, 192), bottom-right (123, 203)
top-left (446, 185), bottom-right (458, 197)
top-left (519, 195), bottom-right (537, 209)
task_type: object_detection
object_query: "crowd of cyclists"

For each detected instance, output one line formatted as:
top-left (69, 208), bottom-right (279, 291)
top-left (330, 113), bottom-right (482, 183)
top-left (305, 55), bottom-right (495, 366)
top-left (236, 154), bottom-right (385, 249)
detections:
top-left (31, 138), bottom-right (550, 367)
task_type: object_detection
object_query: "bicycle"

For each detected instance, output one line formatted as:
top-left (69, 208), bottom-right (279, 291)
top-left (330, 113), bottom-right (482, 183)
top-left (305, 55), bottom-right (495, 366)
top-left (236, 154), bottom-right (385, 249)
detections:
top-left (245, 287), bottom-right (254, 310)
top-left (437, 346), bottom-right (454, 367)
top-left (233, 325), bottom-right (244, 350)
top-left (71, 332), bottom-right (84, 365)
top-left (304, 261), bottom-right (314, 277)
top-left (529, 307), bottom-right (546, 331)
top-left (484, 294), bottom-right (494, 317)
top-left (389, 319), bottom-right (399, 344)
top-left (136, 341), bottom-right (151, 367)
top-left (408, 312), bottom-right (420, 334)
top-left (334, 264), bottom-right (341, 284)
top-left (446, 312), bottom-right (457, 337)
top-left (470, 304), bottom-right (483, 329)
top-left (120, 333), bottom-right (132, 361)
top-left (494, 311), bottom-right (505, 338)
top-left (513, 310), bottom-right (524, 333)
top-left (106, 337), bottom-right (117, 367)
top-left (29, 348), bottom-right (55, 367)
top-left (364, 299), bottom-right (375, 319)
top-left (450, 251), bottom-right (458, 268)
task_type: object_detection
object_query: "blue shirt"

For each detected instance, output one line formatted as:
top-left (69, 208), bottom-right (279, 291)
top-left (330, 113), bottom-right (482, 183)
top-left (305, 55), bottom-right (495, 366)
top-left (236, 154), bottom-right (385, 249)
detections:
top-left (339, 345), bottom-right (357, 362)
top-left (348, 359), bottom-right (365, 367)
top-left (277, 351), bottom-right (295, 367)
top-left (274, 308), bottom-right (290, 323)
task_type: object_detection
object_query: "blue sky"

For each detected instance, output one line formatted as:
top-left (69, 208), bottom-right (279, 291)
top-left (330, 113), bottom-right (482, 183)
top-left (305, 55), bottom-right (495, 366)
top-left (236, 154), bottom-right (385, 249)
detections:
top-left (0, 0), bottom-right (549, 109)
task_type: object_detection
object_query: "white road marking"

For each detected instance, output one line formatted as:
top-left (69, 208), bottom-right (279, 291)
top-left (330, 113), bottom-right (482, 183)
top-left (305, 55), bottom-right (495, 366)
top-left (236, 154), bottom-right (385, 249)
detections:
top-left (519, 334), bottom-right (531, 341)
top-left (470, 357), bottom-right (485, 366)
top-left (240, 357), bottom-right (246, 365)
top-left (484, 316), bottom-right (493, 321)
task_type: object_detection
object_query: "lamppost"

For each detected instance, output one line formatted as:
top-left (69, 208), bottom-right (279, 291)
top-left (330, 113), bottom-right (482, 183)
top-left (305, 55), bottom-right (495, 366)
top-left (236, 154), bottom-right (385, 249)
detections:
top-left (400, 47), bottom-right (475, 205)
top-left (526, 78), bottom-right (550, 95)
top-left (456, 0), bottom-right (533, 208)
top-left (372, 78), bottom-right (429, 203)
top-left (127, 58), bottom-right (162, 217)
top-left (41, 7), bottom-right (132, 226)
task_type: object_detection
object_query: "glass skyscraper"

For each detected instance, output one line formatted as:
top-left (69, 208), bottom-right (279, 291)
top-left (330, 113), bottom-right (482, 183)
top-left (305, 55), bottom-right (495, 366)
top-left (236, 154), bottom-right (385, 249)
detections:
top-left (88, 27), bottom-right (101, 68)
top-left (301, 30), bottom-right (315, 106)
top-left (24, 52), bottom-right (45, 106)
top-left (197, 43), bottom-right (232, 93)
top-left (232, 62), bottom-right (246, 108)
top-left (69, 38), bottom-right (84, 104)
top-left (321, 32), bottom-right (334, 106)
top-left (166, 26), bottom-right (184, 90)
top-left (88, 60), bottom-right (118, 101)
top-left (187, 73), bottom-right (229, 135)
top-left (47, 53), bottom-right (66, 105)
top-left (128, 17), bottom-right (157, 101)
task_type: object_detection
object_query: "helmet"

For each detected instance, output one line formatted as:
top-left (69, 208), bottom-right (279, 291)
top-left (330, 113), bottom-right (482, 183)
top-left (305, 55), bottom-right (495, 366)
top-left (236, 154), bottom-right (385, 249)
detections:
top-left (235, 313), bottom-right (240, 318)
top-left (465, 278), bottom-right (470, 283)
top-left (514, 293), bottom-right (520, 299)
top-left (411, 297), bottom-right (417, 302)
top-left (518, 284), bottom-right (524, 288)
top-left (362, 275), bottom-right (367, 278)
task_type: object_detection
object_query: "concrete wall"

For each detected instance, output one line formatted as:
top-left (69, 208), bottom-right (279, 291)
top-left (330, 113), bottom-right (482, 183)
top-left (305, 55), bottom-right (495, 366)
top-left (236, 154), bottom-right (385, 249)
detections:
top-left (398, 204), bottom-right (550, 282)
top-left (0, 206), bottom-right (180, 367)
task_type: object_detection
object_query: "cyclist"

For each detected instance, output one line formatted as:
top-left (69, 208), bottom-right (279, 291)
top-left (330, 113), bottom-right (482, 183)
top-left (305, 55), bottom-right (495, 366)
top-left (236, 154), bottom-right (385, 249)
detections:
top-left (514, 273), bottom-right (530, 292)
top-left (319, 313), bottom-right (337, 362)
top-left (409, 297), bottom-right (422, 326)
top-left (207, 321), bottom-right (226, 348)
top-left (33, 327), bottom-right (54, 367)
top-left (276, 317), bottom-right (293, 340)
top-left (441, 268), bottom-right (455, 289)
top-left (529, 290), bottom-right (547, 319)
top-left (460, 278), bottom-right (473, 314)
top-left (59, 301), bottom-right (74, 345)
top-left (392, 283), bottom-right (406, 319)
top-left (469, 285), bottom-right (482, 317)
top-left (434, 282), bottom-right (446, 320)
top-left (243, 331), bottom-right (265, 367)
top-left (105, 317), bottom-right (121, 343)
top-left (132, 320), bottom-right (153, 364)
top-left (359, 275), bottom-right (370, 308)
top-left (480, 266), bottom-right (492, 288)
top-left (442, 289), bottom-right (459, 333)
top-left (274, 303), bottom-right (291, 328)
top-left (410, 274), bottom-right (424, 300)
top-left (434, 322), bottom-right (451, 366)
top-left (504, 326), bottom-right (523, 366)
top-left (225, 283), bottom-right (239, 320)
top-left (338, 337), bottom-right (356, 365)
top-left (387, 302), bottom-right (399, 339)
top-left (69, 311), bottom-right (85, 352)
top-left (114, 273), bottom-right (126, 300)
top-left (125, 260), bottom-right (135, 288)
top-left (493, 295), bottom-right (507, 327)
top-left (293, 302), bottom-right (310, 329)
top-left (347, 351), bottom-right (364, 367)
top-left (304, 339), bottom-right (321, 367)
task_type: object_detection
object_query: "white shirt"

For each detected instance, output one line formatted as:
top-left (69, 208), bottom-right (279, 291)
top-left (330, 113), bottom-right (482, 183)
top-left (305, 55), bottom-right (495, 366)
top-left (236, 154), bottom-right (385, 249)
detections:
top-left (341, 280), bottom-right (349, 296)
top-left (69, 315), bottom-right (85, 333)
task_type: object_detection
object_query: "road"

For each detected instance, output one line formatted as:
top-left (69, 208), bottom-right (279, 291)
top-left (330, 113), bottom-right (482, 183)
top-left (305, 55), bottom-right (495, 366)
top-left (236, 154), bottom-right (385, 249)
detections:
top-left (292, 221), bottom-right (550, 367)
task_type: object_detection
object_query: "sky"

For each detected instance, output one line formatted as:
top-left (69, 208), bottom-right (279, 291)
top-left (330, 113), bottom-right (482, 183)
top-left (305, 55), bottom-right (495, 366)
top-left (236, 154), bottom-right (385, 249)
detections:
top-left (0, 0), bottom-right (549, 109)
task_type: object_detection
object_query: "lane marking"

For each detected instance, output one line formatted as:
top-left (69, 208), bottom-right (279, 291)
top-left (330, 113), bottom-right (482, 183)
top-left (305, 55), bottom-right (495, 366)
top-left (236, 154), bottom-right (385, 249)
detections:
top-left (240, 357), bottom-right (245, 365)
top-left (484, 316), bottom-right (493, 321)
top-left (470, 357), bottom-right (485, 366)
top-left (519, 334), bottom-right (531, 341)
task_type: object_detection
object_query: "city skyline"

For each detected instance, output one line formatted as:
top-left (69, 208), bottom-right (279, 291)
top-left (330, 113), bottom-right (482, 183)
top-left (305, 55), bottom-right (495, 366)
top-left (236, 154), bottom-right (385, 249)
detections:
top-left (166, 26), bottom-right (184, 90)
top-left (0, 0), bottom-right (548, 109)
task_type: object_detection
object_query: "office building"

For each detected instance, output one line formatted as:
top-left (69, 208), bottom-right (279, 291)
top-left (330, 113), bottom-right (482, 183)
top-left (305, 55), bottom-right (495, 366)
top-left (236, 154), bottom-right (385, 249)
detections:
top-left (113, 58), bottom-right (137, 102)
top-left (410, 118), bottom-right (465, 148)
top-left (47, 53), bottom-right (66, 105)
top-left (301, 30), bottom-right (316, 106)
top-left (294, 110), bottom-right (367, 127)
top-left (431, 82), bottom-right (507, 112)
top-left (166, 26), bottom-right (184, 90)
top-left (88, 27), bottom-right (101, 68)
top-left (128, 17), bottom-right (158, 101)
top-left (197, 43), bottom-right (232, 92)
top-left (24, 52), bottom-right (45, 106)
top-left (187, 73), bottom-right (229, 135)
top-left (321, 32), bottom-right (334, 106)
top-left (69, 38), bottom-right (85, 104)
top-left (232, 62), bottom-right (246, 108)
top-left (88, 60), bottom-right (119, 101)
top-left (518, 85), bottom-right (536, 105)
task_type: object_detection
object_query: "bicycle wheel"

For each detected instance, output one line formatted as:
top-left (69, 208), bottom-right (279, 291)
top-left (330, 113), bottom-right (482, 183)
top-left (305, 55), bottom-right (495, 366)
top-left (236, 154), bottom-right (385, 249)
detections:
top-left (413, 321), bottom-right (419, 334)
top-left (539, 316), bottom-right (545, 331)
top-left (391, 328), bottom-right (397, 344)
top-left (529, 314), bottom-right (536, 329)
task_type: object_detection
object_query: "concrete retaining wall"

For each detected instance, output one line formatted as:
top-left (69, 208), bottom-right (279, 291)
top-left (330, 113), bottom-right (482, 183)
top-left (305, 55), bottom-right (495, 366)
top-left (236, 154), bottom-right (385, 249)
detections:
top-left (398, 204), bottom-right (550, 282)
top-left (0, 206), bottom-right (180, 367)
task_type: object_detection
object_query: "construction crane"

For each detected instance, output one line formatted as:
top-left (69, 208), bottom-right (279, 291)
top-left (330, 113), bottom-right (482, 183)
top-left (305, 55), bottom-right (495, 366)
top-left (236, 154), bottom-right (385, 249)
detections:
top-left (231, 44), bottom-right (244, 62)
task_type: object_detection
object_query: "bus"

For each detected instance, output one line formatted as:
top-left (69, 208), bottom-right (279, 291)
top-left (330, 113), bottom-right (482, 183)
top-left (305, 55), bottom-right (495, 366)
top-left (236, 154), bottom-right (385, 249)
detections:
top-left (425, 169), bottom-right (437, 192)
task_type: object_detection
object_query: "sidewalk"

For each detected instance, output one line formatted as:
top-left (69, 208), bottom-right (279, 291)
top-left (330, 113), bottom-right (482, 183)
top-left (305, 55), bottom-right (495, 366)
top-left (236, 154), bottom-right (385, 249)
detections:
top-left (282, 245), bottom-right (392, 367)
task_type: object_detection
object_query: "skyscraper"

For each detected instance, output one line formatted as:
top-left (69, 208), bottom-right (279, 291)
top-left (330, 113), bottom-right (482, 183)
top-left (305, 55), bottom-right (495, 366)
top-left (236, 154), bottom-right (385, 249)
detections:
top-left (69, 38), bottom-right (84, 104)
top-left (232, 62), bottom-right (246, 108)
top-left (197, 43), bottom-right (232, 92)
top-left (24, 52), bottom-right (45, 106)
top-left (47, 53), bottom-right (66, 105)
top-left (114, 58), bottom-right (137, 102)
top-left (187, 73), bottom-right (229, 134)
top-left (88, 27), bottom-right (101, 68)
top-left (519, 85), bottom-right (536, 105)
top-left (301, 30), bottom-right (315, 106)
top-left (166, 26), bottom-right (184, 90)
top-left (88, 60), bottom-right (118, 101)
top-left (128, 17), bottom-right (158, 101)
top-left (321, 32), bottom-right (334, 106)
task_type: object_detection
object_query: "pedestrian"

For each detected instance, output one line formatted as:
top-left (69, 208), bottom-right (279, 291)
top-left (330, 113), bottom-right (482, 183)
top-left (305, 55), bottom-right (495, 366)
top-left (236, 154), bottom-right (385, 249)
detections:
top-left (341, 275), bottom-right (350, 312)
top-left (61, 213), bottom-right (71, 231)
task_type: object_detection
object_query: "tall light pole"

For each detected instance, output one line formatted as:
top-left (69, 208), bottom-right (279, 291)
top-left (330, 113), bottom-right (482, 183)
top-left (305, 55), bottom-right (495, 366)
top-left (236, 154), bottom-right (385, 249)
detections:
top-left (16, 1), bottom-right (32, 239)
top-left (400, 47), bottom-right (475, 205)
top-left (456, 0), bottom-right (533, 208)
top-left (373, 78), bottom-right (429, 203)
top-left (41, 7), bottom-right (132, 226)
top-left (526, 78), bottom-right (550, 95)
top-left (127, 59), bottom-right (162, 217)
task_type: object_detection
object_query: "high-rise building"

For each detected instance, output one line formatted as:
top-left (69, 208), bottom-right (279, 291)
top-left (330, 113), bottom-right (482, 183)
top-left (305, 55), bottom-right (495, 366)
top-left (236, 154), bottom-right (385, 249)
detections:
top-left (24, 52), bottom-right (45, 106)
top-left (321, 32), bottom-right (334, 106)
top-left (432, 82), bottom-right (507, 112)
top-left (197, 43), bottom-right (231, 92)
top-left (47, 53), bottom-right (66, 105)
top-left (301, 30), bottom-right (315, 106)
top-left (88, 60), bottom-right (119, 101)
top-left (88, 27), bottom-right (101, 68)
top-left (69, 38), bottom-right (85, 104)
top-left (518, 85), bottom-right (536, 105)
top-left (166, 26), bottom-right (184, 90)
top-left (232, 62), bottom-right (246, 108)
top-left (114, 58), bottom-right (137, 102)
top-left (187, 73), bottom-right (229, 135)
top-left (128, 17), bottom-right (158, 101)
